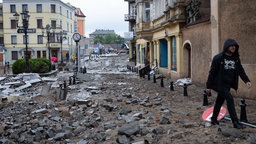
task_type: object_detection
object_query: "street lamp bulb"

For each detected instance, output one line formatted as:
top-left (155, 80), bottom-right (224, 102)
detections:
top-left (13, 12), bottom-right (20, 21)
top-left (46, 24), bottom-right (51, 31)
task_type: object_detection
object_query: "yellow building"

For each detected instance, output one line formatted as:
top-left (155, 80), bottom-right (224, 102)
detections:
top-left (2, 0), bottom-right (76, 64)
top-left (135, 0), bottom-right (185, 79)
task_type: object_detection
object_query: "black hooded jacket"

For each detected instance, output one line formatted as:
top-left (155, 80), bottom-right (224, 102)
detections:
top-left (206, 39), bottom-right (250, 92)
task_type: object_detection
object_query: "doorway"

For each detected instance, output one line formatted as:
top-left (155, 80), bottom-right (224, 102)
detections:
top-left (184, 43), bottom-right (191, 78)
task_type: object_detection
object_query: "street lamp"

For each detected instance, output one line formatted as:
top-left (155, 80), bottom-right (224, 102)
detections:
top-left (41, 24), bottom-right (53, 60)
top-left (14, 10), bottom-right (30, 73)
top-left (57, 30), bottom-right (67, 64)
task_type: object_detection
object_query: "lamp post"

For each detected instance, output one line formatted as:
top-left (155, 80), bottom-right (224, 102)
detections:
top-left (41, 24), bottom-right (53, 60)
top-left (57, 30), bottom-right (67, 64)
top-left (14, 11), bottom-right (30, 73)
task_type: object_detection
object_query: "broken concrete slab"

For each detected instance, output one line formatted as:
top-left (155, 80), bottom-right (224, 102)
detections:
top-left (15, 83), bottom-right (32, 91)
top-left (25, 78), bottom-right (41, 84)
top-left (42, 77), bottom-right (58, 82)
top-left (4, 81), bottom-right (21, 85)
top-left (0, 77), bottom-right (6, 81)
top-left (14, 73), bottom-right (41, 81)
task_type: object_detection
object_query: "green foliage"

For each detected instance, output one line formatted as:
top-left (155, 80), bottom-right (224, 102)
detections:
top-left (12, 59), bottom-right (26, 74)
top-left (93, 34), bottom-right (125, 44)
top-left (12, 58), bottom-right (51, 74)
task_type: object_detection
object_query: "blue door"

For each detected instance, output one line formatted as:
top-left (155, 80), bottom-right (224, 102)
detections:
top-left (160, 39), bottom-right (168, 67)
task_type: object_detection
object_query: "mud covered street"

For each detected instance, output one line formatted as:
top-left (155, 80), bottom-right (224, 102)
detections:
top-left (1, 54), bottom-right (256, 144)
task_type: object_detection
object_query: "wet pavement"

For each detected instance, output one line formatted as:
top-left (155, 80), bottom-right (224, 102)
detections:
top-left (0, 54), bottom-right (256, 144)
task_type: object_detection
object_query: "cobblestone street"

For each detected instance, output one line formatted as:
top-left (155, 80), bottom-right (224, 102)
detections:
top-left (0, 54), bottom-right (256, 143)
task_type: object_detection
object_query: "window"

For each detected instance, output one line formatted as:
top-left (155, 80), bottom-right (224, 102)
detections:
top-left (37, 4), bottom-right (42, 13)
top-left (23, 51), bottom-right (31, 59)
top-left (12, 51), bottom-right (18, 60)
top-left (23, 35), bottom-right (29, 44)
top-left (0, 37), bottom-right (3, 44)
top-left (67, 23), bottom-right (69, 32)
top-left (37, 51), bottom-right (41, 58)
top-left (67, 10), bottom-right (69, 18)
top-left (22, 4), bottom-right (28, 12)
top-left (37, 19), bottom-right (43, 28)
top-left (60, 6), bottom-right (62, 15)
top-left (171, 36), bottom-right (177, 71)
top-left (43, 51), bottom-right (47, 58)
top-left (0, 22), bottom-right (3, 29)
top-left (185, 0), bottom-right (201, 24)
top-left (0, 7), bottom-right (3, 14)
top-left (11, 20), bottom-right (17, 29)
top-left (142, 48), bottom-right (145, 64)
top-left (137, 44), bottom-right (141, 63)
top-left (11, 35), bottom-right (17, 44)
top-left (70, 12), bottom-right (72, 19)
top-left (10, 5), bottom-right (16, 13)
top-left (51, 20), bottom-right (56, 29)
top-left (51, 4), bottom-right (56, 13)
top-left (37, 35), bottom-right (43, 44)
top-left (50, 33), bottom-right (55, 43)
top-left (60, 20), bottom-right (62, 28)
top-left (144, 2), bottom-right (150, 22)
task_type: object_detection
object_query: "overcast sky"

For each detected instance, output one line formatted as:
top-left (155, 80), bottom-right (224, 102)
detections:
top-left (62, 0), bottom-right (129, 37)
top-left (0, 0), bottom-right (129, 37)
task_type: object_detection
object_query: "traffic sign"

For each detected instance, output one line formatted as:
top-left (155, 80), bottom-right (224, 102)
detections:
top-left (17, 28), bottom-right (36, 33)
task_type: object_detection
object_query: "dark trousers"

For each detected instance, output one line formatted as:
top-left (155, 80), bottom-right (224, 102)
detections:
top-left (211, 85), bottom-right (238, 123)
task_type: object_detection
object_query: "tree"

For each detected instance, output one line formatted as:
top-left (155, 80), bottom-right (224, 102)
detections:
top-left (93, 34), bottom-right (125, 44)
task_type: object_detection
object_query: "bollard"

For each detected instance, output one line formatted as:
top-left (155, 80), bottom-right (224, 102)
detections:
top-left (63, 81), bottom-right (67, 100)
top-left (183, 83), bottom-right (188, 96)
top-left (2, 97), bottom-right (8, 102)
top-left (59, 84), bottom-right (63, 89)
top-left (170, 81), bottom-right (174, 91)
top-left (73, 75), bottom-right (76, 84)
top-left (63, 80), bottom-right (67, 88)
top-left (203, 90), bottom-right (209, 106)
top-left (240, 99), bottom-right (248, 122)
top-left (83, 67), bottom-right (87, 73)
top-left (69, 76), bottom-right (72, 85)
top-left (148, 73), bottom-right (150, 81)
top-left (139, 69), bottom-right (142, 78)
top-left (160, 77), bottom-right (164, 87)
top-left (153, 74), bottom-right (156, 83)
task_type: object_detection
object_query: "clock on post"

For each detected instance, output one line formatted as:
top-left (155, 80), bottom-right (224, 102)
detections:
top-left (72, 32), bottom-right (81, 42)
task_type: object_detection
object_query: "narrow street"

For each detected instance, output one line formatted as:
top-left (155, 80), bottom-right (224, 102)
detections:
top-left (0, 54), bottom-right (256, 144)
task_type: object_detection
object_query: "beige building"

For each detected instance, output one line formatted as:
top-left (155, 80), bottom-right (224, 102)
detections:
top-left (132, 0), bottom-right (186, 79)
top-left (2, 0), bottom-right (76, 64)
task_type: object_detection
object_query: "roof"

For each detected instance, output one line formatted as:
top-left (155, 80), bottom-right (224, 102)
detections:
top-left (90, 29), bottom-right (116, 35)
top-left (74, 7), bottom-right (86, 17)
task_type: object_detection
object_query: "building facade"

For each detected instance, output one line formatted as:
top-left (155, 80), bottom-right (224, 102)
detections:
top-left (0, 4), bottom-right (5, 66)
top-left (125, 0), bottom-right (256, 98)
top-left (124, 0), bottom-right (136, 62)
top-left (131, 0), bottom-right (186, 79)
top-left (74, 7), bottom-right (86, 36)
top-left (89, 29), bottom-right (116, 38)
top-left (2, 0), bottom-right (76, 64)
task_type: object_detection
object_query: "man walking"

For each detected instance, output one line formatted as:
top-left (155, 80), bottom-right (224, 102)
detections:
top-left (206, 38), bottom-right (252, 129)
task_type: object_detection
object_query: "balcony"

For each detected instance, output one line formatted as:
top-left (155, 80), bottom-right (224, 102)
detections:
top-left (124, 14), bottom-right (136, 21)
